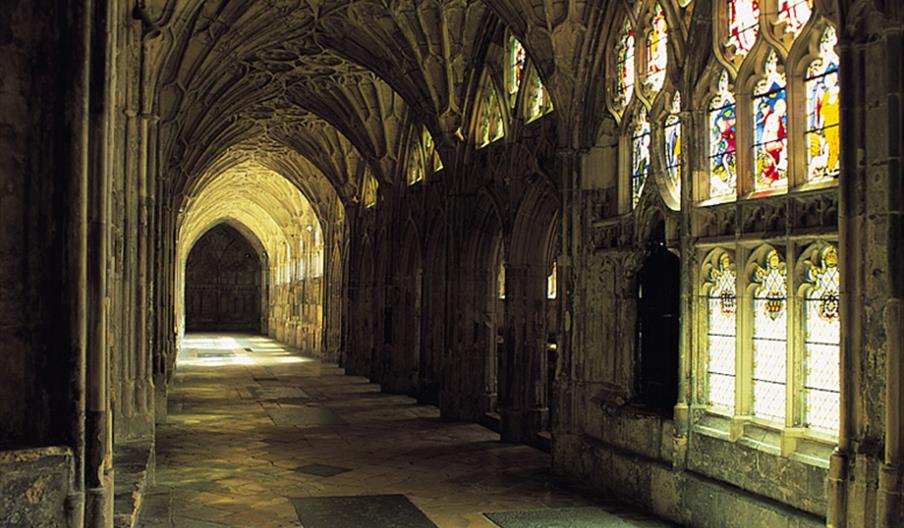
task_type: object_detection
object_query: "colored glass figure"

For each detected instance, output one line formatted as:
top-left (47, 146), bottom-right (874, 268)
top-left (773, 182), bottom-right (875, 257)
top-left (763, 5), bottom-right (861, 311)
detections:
top-left (806, 27), bottom-right (841, 183)
top-left (526, 73), bottom-right (554, 122)
top-left (646, 3), bottom-right (669, 94)
top-left (632, 109), bottom-right (651, 209)
top-left (509, 37), bottom-right (527, 107)
top-left (615, 18), bottom-right (635, 109)
top-left (478, 84), bottom-right (505, 148)
top-left (804, 245), bottom-right (840, 435)
top-left (752, 249), bottom-right (787, 423)
top-left (727, 0), bottom-right (759, 58)
top-left (753, 52), bottom-right (788, 191)
top-left (709, 72), bottom-right (737, 199)
top-left (707, 253), bottom-right (737, 412)
top-left (664, 92), bottom-right (682, 199)
top-left (778, 0), bottom-right (814, 36)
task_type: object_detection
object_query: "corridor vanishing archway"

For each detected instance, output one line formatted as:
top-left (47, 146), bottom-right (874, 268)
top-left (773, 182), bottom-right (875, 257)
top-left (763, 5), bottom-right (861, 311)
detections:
top-left (184, 223), bottom-right (264, 332)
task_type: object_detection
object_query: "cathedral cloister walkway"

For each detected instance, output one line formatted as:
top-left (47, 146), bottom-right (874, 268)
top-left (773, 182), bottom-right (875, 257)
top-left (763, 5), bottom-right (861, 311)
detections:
top-left (138, 334), bottom-right (673, 528)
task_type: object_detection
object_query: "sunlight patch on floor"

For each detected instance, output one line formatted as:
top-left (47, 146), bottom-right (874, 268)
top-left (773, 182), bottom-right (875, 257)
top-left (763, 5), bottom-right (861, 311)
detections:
top-left (177, 333), bottom-right (312, 368)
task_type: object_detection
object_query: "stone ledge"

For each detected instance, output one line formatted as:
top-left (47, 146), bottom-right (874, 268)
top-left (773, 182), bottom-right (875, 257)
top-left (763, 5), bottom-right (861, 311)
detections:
top-left (0, 445), bottom-right (73, 528)
top-left (113, 441), bottom-right (154, 528)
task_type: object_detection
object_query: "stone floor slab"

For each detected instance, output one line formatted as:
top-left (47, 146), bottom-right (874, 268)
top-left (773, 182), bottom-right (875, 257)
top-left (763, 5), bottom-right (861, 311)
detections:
top-left (292, 463), bottom-right (351, 477)
top-left (291, 494), bottom-right (436, 528)
top-left (138, 333), bottom-right (674, 528)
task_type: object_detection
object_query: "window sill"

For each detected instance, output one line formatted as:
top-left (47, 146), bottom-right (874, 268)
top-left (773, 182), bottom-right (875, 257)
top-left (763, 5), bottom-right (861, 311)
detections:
top-left (697, 195), bottom-right (736, 207)
top-left (693, 410), bottom-right (835, 469)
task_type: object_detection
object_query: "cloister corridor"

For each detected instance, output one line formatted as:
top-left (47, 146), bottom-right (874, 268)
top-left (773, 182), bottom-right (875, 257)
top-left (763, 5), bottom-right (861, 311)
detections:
top-left (138, 334), bottom-right (669, 528)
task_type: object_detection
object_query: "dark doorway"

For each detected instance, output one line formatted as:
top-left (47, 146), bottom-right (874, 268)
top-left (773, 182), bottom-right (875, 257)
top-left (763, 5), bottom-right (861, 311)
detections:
top-left (185, 224), bottom-right (262, 332)
top-left (635, 244), bottom-right (680, 416)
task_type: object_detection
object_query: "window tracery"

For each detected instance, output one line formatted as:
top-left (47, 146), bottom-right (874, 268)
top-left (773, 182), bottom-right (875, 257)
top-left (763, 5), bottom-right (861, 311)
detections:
top-left (709, 72), bottom-right (738, 200)
top-left (778, 0), bottom-right (814, 36)
top-left (663, 92), bottom-right (682, 202)
top-left (751, 248), bottom-right (788, 423)
top-left (407, 126), bottom-right (442, 184)
top-left (705, 252), bottom-right (737, 412)
top-left (752, 52), bottom-right (788, 192)
top-left (805, 27), bottom-right (840, 183)
top-left (645, 3), bottom-right (668, 95)
top-left (614, 18), bottom-right (636, 110)
top-left (363, 174), bottom-right (378, 208)
top-left (802, 244), bottom-right (840, 435)
top-left (631, 108), bottom-right (652, 209)
top-left (477, 82), bottom-right (505, 148)
top-left (726, 0), bottom-right (760, 58)
top-left (525, 71), bottom-right (554, 123)
top-left (507, 37), bottom-right (527, 108)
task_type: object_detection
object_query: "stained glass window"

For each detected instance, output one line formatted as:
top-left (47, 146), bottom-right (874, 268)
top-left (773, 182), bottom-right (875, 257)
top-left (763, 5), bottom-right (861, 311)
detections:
top-left (547, 260), bottom-right (557, 300)
top-left (422, 128), bottom-right (443, 173)
top-left (497, 259), bottom-right (506, 299)
top-left (752, 249), bottom-right (787, 423)
top-left (709, 72), bottom-right (737, 199)
top-left (727, 0), bottom-right (759, 58)
top-left (526, 73), bottom-right (554, 122)
top-left (407, 140), bottom-right (425, 185)
top-left (363, 174), bottom-right (378, 208)
top-left (631, 109), bottom-right (651, 209)
top-left (804, 245), bottom-right (840, 435)
top-left (806, 27), bottom-right (841, 183)
top-left (778, 0), bottom-right (814, 36)
top-left (508, 37), bottom-right (527, 107)
top-left (646, 3), bottom-right (668, 94)
top-left (752, 52), bottom-right (788, 191)
top-left (615, 18), bottom-right (635, 109)
top-left (478, 83), bottom-right (505, 148)
top-left (707, 253), bottom-right (737, 412)
top-left (664, 92), bottom-right (682, 199)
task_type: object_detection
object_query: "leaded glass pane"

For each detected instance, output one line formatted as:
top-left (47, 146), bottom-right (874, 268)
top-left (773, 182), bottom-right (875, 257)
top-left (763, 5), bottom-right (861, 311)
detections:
top-left (508, 37), bottom-right (527, 107)
top-left (408, 137), bottom-right (425, 185)
top-left (778, 0), bottom-right (813, 36)
top-left (526, 74), bottom-right (554, 122)
top-left (615, 19), bottom-right (635, 109)
top-left (421, 128), bottom-right (442, 172)
top-left (632, 110), bottom-right (651, 209)
top-left (646, 3), bottom-right (668, 94)
top-left (709, 72), bottom-right (737, 199)
top-left (727, 0), bottom-right (760, 58)
top-left (707, 254), bottom-right (736, 411)
top-left (664, 92), bottom-right (682, 198)
top-left (806, 27), bottom-right (841, 183)
top-left (752, 52), bottom-right (788, 191)
top-left (804, 246), bottom-right (840, 435)
top-left (752, 250), bottom-right (787, 423)
top-left (478, 84), bottom-right (505, 148)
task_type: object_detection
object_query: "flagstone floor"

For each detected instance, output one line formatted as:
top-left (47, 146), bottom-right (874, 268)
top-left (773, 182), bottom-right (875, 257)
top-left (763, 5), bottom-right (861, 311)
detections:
top-left (138, 333), bottom-right (673, 528)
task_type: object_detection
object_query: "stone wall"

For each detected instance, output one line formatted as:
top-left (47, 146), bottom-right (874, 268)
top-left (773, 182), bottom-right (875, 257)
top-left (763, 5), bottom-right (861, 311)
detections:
top-left (0, 447), bottom-right (73, 528)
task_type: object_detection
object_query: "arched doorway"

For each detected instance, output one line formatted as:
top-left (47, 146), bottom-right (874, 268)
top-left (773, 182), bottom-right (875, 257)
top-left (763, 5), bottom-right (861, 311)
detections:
top-left (635, 242), bottom-right (680, 416)
top-left (185, 223), bottom-right (263, 332)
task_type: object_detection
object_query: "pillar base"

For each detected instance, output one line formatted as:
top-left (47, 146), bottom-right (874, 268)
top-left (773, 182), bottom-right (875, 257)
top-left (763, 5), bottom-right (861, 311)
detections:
top-left (878, 463), bottom-right (904, 527)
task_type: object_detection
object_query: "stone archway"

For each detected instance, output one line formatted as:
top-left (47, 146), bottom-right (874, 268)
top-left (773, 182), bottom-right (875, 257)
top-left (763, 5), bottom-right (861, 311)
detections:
top-left (184, 223), bottom-right (264, 333)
